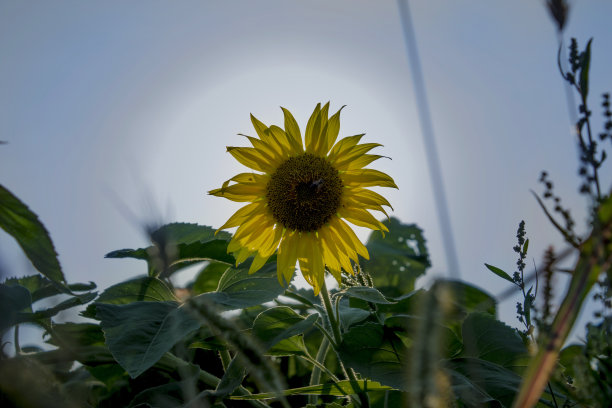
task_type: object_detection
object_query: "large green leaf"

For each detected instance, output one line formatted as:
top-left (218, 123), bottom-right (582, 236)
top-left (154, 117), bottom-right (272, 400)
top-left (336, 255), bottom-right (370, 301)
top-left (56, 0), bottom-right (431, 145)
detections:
top-left (445, 357), bottom-right (524, 407)
top-left (105, 223), bottom-right (234, 276)
top-left (83, 276), bottom-right (176, 318)
top-left (385, 315), bottom-right (462, 358)
top-left (45, 322), bottom-right (105, 347)
top-left (0, 283), bottom-right (31, 331)
top-left (460, 312), bottom-right (528, 370)
top-left (4, 275), bottom-right (96, 306)
top-left (126, 380), bottom-right (188, 408)
top-left (13, 291), bottom-right (97, 326)
top-left (338, 298), bottom-right (370, 330)
top-left (362, 218), bottom-right (430, 296)
top-left (252, 306), bottom-right (318, 350)
top-left (342, 286), bottom-right (396, 305)
top-left (230, 380), bottom-right (392, 399)
top-left (432, 280), bottom-right (497, 318)
top-left (0, 184), bottom-right (65, 283)
top-left (192, 262), bottom-right (230, 295)
top-left (96, 301), bottom-right (200, 378)
top-left (194, 258), bottom-right (287, 310)
top-left (338, 322), bottom-right (406, 391)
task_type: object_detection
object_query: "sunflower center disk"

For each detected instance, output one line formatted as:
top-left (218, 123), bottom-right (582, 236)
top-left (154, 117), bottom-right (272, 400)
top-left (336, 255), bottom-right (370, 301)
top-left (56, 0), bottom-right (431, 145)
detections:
top-left (266, 153), bottom-right (343, 232)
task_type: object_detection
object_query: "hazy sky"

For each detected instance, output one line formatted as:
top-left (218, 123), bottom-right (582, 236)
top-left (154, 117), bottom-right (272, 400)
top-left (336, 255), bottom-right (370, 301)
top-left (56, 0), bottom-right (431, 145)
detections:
top-left (1, 1), bottom-right (611, 340)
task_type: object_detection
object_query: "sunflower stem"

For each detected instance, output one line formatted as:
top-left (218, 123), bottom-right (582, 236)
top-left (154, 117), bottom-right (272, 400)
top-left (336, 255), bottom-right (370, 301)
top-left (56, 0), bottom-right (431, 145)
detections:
top-left (219, 349), bottom-right (232, 371)
top-left (308, 336), bottom-right (330, 405)
top-left (320, 280), bottom-right (370, 408)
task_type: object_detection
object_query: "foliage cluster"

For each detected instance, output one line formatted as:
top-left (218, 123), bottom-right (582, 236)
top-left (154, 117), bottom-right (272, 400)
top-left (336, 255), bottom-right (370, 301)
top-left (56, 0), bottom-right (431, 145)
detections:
top-left (1, 9), bottom-right (611, 408)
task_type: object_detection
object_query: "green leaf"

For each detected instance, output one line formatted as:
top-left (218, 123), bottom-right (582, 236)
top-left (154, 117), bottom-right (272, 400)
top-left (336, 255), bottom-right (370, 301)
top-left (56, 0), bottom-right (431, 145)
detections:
top-left (0, 184), bottom-right (66, 283)
top-left (267, 335), bottom-right (310, 357)
top-left (484, 263), bottom-right (514, 284)
top-left (45, 322), bottom-right (105, 347)
top-left (252, 306), bottom-right (318, 350)
top-left (445, 357), bottom-right (523, 407)
top-left (104, 248), bottom-right (149, 261)
top-left (338, 322), bottom-right (406, 390)
top-left (303, 403), bottom-right (354, 408)
top-left (214, 355), bottom-right (247, 398)
top-left (230, 380), bottom-right (392, 399)
top-left (87, 364), bottom-right (128, 389)
top-left (362, 218), bottom-right (430, 296)
top-left (557, 344), bottom-right (584, 381)
top-left (342, 286), bottom-right (396, 304)
top-left (105, 223), bottom-right (234, 276)
top-left (194, 258), bottom-right (286, 310)
top-left (385, 314), bottom-right (463, 358)
top-left (338, 299), bottom-right (370, 330)
top-left (376, 289), bottom-right (424, 314)
top-left (96, 301), bottom-right (200, 378)
top-left (82, 276), bottom-right (176, 318)
top-left (126, 380), bottom-right (187, 408)
top-left (0, 283), bottom-right (32, 331)
top-left (4, 275), bottom-right (96, 303)
top-left (14, 291), bottom-right (97, 325)
top-left (432, 280), bottom-right (497, 318)
top-left (460, 312), bottom-right (528, 370)
top-left (192, 262), bottom-right (230, 295)
top-left (579, 38), bottom-right (592, 98)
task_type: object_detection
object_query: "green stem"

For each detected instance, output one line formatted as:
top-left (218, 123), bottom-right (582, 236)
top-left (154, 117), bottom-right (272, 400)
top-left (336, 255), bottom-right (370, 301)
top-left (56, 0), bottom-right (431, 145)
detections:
top-left (219, 349), bottom-right (232, 371)
top-left (320, 282), bottom-right (342, 345)
top-left (320, 280), bottom-right (370, 408)
top-left (308, 336), bottom-right (331, 405)
top-left (160, 353), bottom-right (270, 408)
top-left (314, 321), bottom-right (337, 349)
top-left (14, 324), bottom-right (21, 355)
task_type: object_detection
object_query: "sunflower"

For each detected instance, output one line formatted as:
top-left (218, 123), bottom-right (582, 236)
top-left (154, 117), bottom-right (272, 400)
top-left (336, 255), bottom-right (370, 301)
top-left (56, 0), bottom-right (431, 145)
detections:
top-left (209, 103), bottom-right (397, 295)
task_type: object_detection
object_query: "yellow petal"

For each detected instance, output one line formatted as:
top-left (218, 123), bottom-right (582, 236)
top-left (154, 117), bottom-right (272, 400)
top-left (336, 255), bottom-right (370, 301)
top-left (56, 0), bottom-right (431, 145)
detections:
top-left (281, 107), bottom-right (304, 152)
top-left (322, 105), bottom-right (345, 155)
top-left (277, 231), bottom-right (298, 285)
top-left (342, 194), bottom-right (389, 218)
top-left (312, 102), bottom-right (331, 156)
top-left (345, 188), bottom-right (393, 210)
top-left (240, 135), bottom-right (284, 167)
top-left (341, 169), bottom-right (398, 189)
top-left (330, 217), bottom-right (370, 260)
top-left (298, 236), bottom-right (324, 295)
top-left (250, 114), bottom-right (273, 144)
top-left (249, 252), bottom-right (270, 274)
top-left (305, 103), bottom-right (322, 154)
top-left (333, 143), bottom-right (383, 170)
top-left (232, 212), bottom-right (270, 243)
top-left (267, 125), bottom-right (293, 157)
top-left (227, 146), bottom-right (275, 173)
top-left (230, 172), bottom-right (269, 185)
top-left (319, 226), bottom-right (346, 281)
top-left (339, 207), bottom-right (388, 235)
top-left (242, 217), bottom-right (277, 251)
top-left (341, 154), bottom-right (385, 171)
top-left (217, 202), bottom-right (265, 231)
top-left (234, 246), bottom-right (254, 265)
top-left (208, 183), bottom-right (266, 202)
top-left (327, 134), bottom-right (365, 162)
top-left (260, 225), bottom-right (284, 257)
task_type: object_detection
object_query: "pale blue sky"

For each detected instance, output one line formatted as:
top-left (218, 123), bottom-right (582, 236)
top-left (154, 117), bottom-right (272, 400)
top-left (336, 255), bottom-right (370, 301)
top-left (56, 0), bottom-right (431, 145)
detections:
top-left (1, 1), bottom-right (611, 339)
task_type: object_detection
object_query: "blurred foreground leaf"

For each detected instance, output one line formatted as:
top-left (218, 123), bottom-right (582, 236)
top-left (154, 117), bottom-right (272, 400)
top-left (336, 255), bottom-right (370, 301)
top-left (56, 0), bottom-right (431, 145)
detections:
top-left (362, 218), bottom-right (429, 297)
